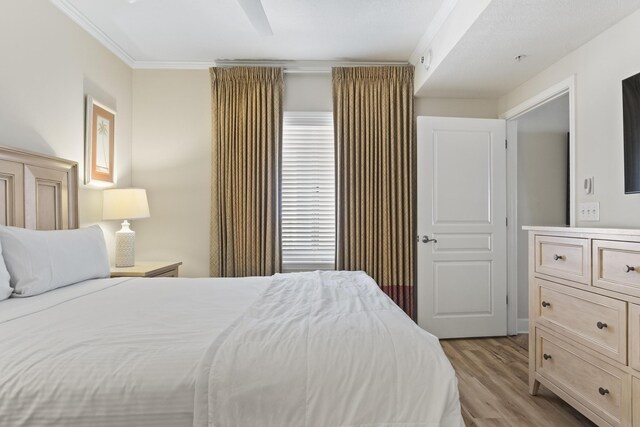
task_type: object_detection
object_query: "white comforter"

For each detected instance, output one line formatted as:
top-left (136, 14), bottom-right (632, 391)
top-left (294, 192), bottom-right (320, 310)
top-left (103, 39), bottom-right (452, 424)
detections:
top-left (193, 271), bottom-right (464, 427)
top-left (0, 272), bottom-right (463, 427)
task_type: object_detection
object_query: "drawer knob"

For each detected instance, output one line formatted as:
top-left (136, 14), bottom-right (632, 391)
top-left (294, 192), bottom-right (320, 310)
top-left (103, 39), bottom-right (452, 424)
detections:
top-left (596, 321), bottom-right (608, 330)
top-left (625, 265), bottom-right (636, 273)
top-left (541, 301), bottom-right (551, 308)
top-left (553, 254), bottom-right (564, 261)
top-left (598, 387), bottom-right (609, 396)
top-left (543, 353), bottom-right (552, 360)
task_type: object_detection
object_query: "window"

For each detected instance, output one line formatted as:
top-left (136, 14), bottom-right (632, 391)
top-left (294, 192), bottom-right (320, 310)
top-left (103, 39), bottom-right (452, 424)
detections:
top-left (282, 112), bottom-right (335, 272)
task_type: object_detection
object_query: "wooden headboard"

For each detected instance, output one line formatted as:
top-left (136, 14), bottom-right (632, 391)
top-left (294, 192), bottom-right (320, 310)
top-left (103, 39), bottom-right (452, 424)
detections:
top-left (0, 146), bottom-right (78, 230)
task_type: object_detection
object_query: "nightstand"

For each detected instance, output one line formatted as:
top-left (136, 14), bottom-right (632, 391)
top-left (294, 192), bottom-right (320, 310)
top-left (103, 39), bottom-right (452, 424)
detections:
top-left (110, 261), bottom-right (183, 278)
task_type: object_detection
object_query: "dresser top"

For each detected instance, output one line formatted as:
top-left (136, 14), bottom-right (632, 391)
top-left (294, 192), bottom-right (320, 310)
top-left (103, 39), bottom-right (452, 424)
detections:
top-left (523, 225), bottom-right (640, 236)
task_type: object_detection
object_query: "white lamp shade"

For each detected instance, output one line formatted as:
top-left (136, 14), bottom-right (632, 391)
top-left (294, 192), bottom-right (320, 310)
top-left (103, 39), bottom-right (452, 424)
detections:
top-left (102, 188), bottom-right (150, 221)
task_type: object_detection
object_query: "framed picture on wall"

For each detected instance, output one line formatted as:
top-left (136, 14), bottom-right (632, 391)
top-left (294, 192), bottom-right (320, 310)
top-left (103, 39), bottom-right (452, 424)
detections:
top-left (85, 96), bottom-right (115, 185)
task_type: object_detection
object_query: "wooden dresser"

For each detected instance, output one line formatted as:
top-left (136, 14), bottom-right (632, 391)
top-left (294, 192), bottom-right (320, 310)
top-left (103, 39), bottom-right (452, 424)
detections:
top-left (526, 226), bottom-right (640, 427)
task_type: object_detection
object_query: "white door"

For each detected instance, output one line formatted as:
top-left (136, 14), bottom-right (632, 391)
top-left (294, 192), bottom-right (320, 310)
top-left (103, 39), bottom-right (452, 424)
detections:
top-left (417, 117), bottom-right (507, 338)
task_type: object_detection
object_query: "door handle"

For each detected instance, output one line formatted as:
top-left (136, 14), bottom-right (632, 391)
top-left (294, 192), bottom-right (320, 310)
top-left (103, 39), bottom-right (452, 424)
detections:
top-left (422, 235), bottom-right (438, 244)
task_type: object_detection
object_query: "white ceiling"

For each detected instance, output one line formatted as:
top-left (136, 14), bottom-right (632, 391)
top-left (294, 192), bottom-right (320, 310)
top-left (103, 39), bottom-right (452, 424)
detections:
top-left (419, 0), bottom-right (640, 98)
top-left (52, 0), bottom-right (444, 67)
top-left (51, 0), bottom-right (640, 98)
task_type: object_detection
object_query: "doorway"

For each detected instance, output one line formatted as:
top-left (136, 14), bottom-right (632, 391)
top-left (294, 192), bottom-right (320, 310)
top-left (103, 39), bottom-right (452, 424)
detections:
top-left (415, 80), bottom-right (575, 338)
top-left (509, 93), bottom-right (571, 333)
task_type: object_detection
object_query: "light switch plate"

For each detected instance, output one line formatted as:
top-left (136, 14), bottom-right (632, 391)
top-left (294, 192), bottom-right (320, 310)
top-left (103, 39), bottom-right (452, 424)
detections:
top-left (579, 202), bottom-right (600, 221)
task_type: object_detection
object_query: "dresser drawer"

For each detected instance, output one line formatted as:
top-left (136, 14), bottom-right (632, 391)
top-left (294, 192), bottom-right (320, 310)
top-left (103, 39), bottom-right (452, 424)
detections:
top-left (594, 240), bottom-right (640, 298)
top-left (535, 279), bottom-right (627, 364)
top-left (536, 329), bottom-right (631, 427)
top-left (535, 235), bottom-right (590, 284)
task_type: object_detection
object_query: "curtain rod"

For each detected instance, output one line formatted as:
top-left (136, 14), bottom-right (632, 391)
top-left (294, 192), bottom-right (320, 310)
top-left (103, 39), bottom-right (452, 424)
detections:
top-left (214, 59), bottom-right (411, 73)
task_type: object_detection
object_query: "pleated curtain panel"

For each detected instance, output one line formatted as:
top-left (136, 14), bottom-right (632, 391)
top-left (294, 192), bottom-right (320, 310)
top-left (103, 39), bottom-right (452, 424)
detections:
top-left (210, 67), bottom-right (283, 277)
top-left (332, 66), bottom-right (416, 318)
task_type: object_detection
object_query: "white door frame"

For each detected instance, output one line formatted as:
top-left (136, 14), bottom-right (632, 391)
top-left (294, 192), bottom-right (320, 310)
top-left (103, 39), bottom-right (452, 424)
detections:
top-left (500, 75), bottom-right (576, 335)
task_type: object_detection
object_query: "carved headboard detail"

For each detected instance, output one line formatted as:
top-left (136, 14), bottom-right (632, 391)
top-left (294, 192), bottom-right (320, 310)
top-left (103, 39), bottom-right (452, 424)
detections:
top-left (0, 146), bottom-right (78, 230)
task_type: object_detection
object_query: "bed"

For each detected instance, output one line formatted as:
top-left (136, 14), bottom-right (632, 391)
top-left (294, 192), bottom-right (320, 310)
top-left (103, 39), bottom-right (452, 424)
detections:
top-left (0, 146), bottom-right (464, 427)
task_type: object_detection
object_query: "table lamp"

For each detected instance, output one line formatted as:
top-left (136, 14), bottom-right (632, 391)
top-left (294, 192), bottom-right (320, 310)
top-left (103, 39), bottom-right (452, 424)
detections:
top-left (102, 188), bottom-right (150, 267)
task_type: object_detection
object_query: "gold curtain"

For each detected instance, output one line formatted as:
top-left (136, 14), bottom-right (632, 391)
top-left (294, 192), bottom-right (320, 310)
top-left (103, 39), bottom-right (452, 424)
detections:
top-left (210, 67), bottom-right (283, 277)
top-left (332, 66), bottom-right (415, 317)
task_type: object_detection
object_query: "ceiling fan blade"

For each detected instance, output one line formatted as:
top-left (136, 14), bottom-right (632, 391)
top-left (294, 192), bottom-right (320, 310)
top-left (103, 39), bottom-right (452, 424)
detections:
top-left (236, 0), bottom-right (273, 36)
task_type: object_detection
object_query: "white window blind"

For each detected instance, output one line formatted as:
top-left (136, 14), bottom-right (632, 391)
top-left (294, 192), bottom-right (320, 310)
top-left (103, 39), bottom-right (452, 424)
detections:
top-left (282, 112), bottom-right (335, 272)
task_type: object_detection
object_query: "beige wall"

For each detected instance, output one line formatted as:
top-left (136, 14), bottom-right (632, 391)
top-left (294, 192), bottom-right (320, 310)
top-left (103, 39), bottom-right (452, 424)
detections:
top-left (0, 0), bottom-right (133, 261)
top-left (499, 8), bottom-right (640, 228)
top-left (284, 73), bottom-right (332, 111)
top-left (415, 97), bottom-right (498, 118)
top-left (132, 69), bottom-right (211, 277)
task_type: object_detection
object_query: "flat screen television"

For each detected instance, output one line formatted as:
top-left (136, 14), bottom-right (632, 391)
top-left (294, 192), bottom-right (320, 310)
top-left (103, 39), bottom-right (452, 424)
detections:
top-left (623, 71), bottom-right (640, 193)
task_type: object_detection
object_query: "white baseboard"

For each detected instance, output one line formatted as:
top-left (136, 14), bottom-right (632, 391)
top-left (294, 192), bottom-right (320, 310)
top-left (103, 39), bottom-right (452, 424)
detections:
top-left (517, 318), bottom-right (529, 334)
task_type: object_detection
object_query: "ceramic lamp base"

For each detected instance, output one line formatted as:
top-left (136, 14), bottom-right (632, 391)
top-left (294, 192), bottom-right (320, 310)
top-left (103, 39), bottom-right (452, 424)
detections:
top-left (115, 220), bottom-right (135, 267)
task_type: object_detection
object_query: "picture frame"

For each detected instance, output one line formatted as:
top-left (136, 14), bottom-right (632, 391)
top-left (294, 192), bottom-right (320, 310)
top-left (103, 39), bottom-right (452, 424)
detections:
top-left (85, 96), bottom-right (115, 185)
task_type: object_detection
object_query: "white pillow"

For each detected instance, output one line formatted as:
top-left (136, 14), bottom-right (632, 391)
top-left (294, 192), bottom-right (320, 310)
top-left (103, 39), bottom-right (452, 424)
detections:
top-left (0, 225), bottom-right (110, 297)
top-left (0, 240), bottom-right (11, 301)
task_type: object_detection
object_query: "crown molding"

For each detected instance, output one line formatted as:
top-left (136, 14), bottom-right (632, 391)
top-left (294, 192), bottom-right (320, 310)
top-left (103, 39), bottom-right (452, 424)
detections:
top-left (50, 0), bottom-right (136, 67)
top-left (134, 59), bottom-right (409, 72)
top-left (94, 58), bottom-right (410, 72)
top-left (50, 0), bottom-right (413, 72)
top-left (132, 61), bottom-right (216, 70)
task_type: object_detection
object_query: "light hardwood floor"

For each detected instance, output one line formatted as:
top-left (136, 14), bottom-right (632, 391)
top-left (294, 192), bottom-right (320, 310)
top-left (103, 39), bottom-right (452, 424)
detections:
top-left (442, 335), bottom-right (595, 427)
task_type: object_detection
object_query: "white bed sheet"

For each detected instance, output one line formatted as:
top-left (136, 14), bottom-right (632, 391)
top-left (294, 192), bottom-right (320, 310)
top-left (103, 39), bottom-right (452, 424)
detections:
top-left (0, 276), bottom-right (270, 426)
